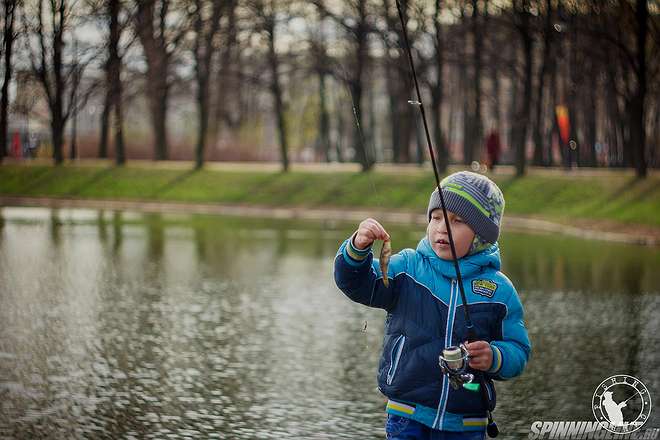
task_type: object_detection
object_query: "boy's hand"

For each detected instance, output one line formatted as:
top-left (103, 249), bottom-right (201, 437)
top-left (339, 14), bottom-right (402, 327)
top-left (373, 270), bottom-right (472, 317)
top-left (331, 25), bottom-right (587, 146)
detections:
top-left (353, 218), bottom-right (390, 250)
top-left (465, 341), bottom-right (493, 371)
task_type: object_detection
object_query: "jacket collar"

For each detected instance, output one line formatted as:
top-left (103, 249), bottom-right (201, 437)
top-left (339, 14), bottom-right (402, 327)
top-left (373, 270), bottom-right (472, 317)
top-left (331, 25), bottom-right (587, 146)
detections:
top-left (416, 237), bottom-right (501, 279)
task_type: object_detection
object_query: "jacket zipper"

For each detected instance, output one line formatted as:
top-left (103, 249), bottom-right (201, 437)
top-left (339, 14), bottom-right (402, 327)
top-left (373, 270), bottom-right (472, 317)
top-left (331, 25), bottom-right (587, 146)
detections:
top-left (435, 279), bottom-right (456, 429)
top-left (386, 335), bottom-right (406, 385)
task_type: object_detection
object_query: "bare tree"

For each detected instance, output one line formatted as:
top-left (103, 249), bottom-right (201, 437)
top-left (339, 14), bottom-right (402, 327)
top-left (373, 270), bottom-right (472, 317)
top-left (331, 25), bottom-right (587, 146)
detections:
top-left (511, 0), bottom-right (534, 176)
top-left (97, 0), bottom-right (130, 165)
top-left (468, 0), bottom-right (484, 165)
top-left (209, 0), bottom-right (238, 149)
top-left (24, 0), bottom-right (94, 165)
top-left (630, 0), bottom-right (649, 177)
top-left (429, 0), bottom-right (447, 172)
top-left (134, 0), bottom-right (187, 161)
top-left (191, 0), bottom-right (224, 169)
top-left (247, 0), bottom-right (295, 172)
top-left (382, 0), bottom-right (415, 164)
top-left (1, 0), bottom-right (19, 162)
top-left (531, 0), bottom-right (554, 166)
top-left (308, 8), bottom-right (332, 162)
top-left (315, 0), bottom-right (375, 171)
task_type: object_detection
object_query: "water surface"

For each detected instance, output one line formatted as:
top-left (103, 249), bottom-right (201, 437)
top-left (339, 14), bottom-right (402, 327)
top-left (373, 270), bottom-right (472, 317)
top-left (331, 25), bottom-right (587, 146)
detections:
top-left (0, 207), bottom-right (658, 439)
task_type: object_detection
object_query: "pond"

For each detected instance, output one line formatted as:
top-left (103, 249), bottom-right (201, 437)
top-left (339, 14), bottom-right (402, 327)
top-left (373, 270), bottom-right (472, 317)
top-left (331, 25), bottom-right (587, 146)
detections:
top-left (0, 207), bottom-right (658, 439)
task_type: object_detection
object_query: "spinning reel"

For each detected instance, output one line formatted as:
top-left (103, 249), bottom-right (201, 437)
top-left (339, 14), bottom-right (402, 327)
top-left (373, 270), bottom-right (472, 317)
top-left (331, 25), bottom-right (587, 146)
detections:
top-left (438, 344), bottom-right (476, 391)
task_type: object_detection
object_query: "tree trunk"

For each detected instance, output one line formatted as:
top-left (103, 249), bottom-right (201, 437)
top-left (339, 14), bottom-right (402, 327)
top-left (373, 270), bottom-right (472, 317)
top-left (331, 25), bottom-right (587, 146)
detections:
top-left (114, 81), bottom-right (125, 165)
top-left (335, 100), bottom-right (345, 163)
top-left (148, 78), bottom-right (169, 161)
top-left (52, 2), bottom-right (66, 165)
top-left (70, 84), bottom-right (77, 160)
top-left (471, 0), bottom-right (483, 164)
top-left (193, 0), bottom-right (222, 170)
top-left (268, 24), bottom-right (289, 172)
top-left (546, 54), bottom-right (559, 166)
top-left (508, 61), bottom-right (519, 158)
top-left (52, 117), bottom-right (64, 165)
top-left (210, 0), bottom-right (238, 148)
top-left (584, 62), bottom-right (597, 167)
top-left (532, 0), bottom-right (553, 166)
top-left (352, 17), bottom-right (372, 172)
top-left (431, 0), bottom-right (447, 173)
top-left (98, 88), bottom-right (111, 159)
top-left (108, 0), bottom-right (125, 165)
top-left (385, 60), bottom-right (401, 163)
top-left (0, 0), bottom-right (17, 162)
top-left (631, 0), bottom-right (648, 178)
top-left (195, 75), bottom-right (209, 169)
top-left (513, 2), bottom-right (533, 177)
top-left (459, 6), bottom-right (471, 165)
top-left (136, 1), bottom-right (178, 161)
top-left (318, 71), bottom-right (330, 162)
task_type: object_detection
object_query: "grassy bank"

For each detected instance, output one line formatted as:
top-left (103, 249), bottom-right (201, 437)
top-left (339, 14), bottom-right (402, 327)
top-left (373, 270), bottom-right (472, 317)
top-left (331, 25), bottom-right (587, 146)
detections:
top-left (0, 163), bottom-right (659, 228)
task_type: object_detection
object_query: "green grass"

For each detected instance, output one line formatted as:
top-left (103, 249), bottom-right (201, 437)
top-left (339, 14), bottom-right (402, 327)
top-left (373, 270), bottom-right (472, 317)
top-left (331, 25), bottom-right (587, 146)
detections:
top-left (1, 164), bottom-right (658, 228)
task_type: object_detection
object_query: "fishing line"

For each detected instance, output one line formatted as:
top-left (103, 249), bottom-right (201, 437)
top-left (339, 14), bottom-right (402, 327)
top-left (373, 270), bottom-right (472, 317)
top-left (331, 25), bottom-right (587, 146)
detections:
top-left (393, 0), bottom-right (473, 333)
top-left (330, 66), bottom-right (384, 330)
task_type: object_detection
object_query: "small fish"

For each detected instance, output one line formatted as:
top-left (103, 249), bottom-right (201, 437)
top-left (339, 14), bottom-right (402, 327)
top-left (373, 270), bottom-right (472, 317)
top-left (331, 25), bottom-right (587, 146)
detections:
top-left (380, 239), bottom-right (392, 287)
top-left (362, 320), bottom-right (368, 332)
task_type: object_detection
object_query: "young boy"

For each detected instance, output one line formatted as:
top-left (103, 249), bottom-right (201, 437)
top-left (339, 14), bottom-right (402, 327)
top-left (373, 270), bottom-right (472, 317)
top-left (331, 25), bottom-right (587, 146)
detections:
top-left (334, 171), bottom-right (531, 440)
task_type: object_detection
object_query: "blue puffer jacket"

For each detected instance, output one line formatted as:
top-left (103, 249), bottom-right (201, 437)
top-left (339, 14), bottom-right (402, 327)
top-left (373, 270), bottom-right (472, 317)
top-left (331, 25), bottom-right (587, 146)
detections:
top-left (334, 235), bottom-right (531, 432)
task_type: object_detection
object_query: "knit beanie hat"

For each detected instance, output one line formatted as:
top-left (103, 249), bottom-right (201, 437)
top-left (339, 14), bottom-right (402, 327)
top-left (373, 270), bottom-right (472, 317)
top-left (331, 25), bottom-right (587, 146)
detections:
top-left (427, 171), bottom-right (505, 246)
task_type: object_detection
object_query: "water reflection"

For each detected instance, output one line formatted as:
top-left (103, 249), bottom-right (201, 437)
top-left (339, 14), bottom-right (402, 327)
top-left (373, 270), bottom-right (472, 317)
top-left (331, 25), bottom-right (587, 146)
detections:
top-left (0, 207), bottom-right (658, 439)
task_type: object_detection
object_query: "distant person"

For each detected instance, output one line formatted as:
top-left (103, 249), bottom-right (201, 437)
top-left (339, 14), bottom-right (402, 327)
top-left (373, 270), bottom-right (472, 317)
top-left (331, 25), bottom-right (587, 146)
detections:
top-left (334, 171), bottom-right (531, 439)
top-left (485, 130), bottom-right (501, 171)
top-left (602, 391), bottom-right (626, 427)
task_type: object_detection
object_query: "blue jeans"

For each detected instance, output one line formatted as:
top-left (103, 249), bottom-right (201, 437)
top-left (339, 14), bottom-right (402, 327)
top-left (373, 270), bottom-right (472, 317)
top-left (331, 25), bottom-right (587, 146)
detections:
top-left (386, 415), bottom-right (486, 440)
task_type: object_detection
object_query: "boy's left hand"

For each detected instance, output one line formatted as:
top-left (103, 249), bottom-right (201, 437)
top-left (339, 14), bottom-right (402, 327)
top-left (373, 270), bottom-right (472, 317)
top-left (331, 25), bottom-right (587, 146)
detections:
top-left (465, 341), bottom-right (493, 371)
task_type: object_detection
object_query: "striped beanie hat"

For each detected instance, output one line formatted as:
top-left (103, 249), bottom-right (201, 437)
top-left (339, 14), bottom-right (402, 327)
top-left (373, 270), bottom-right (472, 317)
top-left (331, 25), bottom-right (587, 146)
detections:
top-left (427, 171), bottom-right (505, 245)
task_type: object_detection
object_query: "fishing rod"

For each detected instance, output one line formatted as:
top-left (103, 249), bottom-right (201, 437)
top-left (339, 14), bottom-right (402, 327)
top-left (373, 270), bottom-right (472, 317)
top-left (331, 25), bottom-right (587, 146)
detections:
top-left (393, 1), bottom-right (498, 437)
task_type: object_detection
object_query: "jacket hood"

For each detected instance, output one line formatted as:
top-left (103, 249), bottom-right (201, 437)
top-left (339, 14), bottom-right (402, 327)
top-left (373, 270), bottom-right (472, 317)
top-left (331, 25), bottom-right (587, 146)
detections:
top-left (417, 237), bottom-right (501, 279)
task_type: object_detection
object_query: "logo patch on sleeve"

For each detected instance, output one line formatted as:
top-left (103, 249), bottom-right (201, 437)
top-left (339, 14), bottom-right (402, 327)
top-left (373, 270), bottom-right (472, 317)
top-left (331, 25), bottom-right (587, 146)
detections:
top-left (472, 279), bottom-right (498, 298)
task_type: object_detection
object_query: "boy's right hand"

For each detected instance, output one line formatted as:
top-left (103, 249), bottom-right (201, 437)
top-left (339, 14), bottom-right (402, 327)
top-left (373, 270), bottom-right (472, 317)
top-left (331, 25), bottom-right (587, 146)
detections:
top-left (353, 218), bottom-right (390, 250)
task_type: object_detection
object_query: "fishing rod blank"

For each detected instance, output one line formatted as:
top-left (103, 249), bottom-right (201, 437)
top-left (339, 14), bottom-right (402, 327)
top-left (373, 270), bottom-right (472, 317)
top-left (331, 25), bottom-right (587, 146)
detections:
top-left (394, 0), bottom-right (498, 436)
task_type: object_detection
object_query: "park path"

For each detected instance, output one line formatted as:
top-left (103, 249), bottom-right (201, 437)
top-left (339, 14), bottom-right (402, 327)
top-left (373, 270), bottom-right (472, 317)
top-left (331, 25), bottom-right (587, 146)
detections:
top-left (4, 158), bottom-right (659, 178)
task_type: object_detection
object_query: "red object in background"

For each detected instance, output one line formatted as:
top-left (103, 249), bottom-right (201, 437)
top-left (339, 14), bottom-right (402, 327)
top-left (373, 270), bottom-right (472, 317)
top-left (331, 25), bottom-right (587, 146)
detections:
top-left (12, 131), bottom-right (20, 157)
top-left (485, 130), bottom-right (501, 168)
top-left (555, 105), bottom-right (570, 146)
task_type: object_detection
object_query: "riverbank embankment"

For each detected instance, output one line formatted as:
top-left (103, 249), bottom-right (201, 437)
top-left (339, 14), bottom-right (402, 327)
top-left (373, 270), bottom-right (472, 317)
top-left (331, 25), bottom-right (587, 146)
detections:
top-left (1, 161), bottom-right (658, 245)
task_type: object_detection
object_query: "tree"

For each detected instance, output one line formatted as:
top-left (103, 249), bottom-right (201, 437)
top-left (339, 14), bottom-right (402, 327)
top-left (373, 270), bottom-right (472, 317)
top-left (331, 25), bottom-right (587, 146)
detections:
top-left (134, 0), bottom-right (187, 161)
top-left (208, 0), bottom-right (238, 150)
top-left (314, 0), bottom-right (375, 171)
top-left (191, 0), bottom-right (224, 169)
top-left (468, 0), bottom-right (484, 165)
top-left (97, 0), bottom-right (130, 165)
top-left (531, 0), bottom-right (554, 166)
top-left (382, 0), bottom-right (415, 164)
top-left (429, 0), bottom-right (447, 172)
top-left (511, 0), bottom-right (534, 176)
top-left (308, 8), bottom-right (332, 162)
top-left (24, 0), bottom-right (93, 165)
top-left (247, 0), bottom-right (293, 172)
top-left (630, 0), bottom-right (649, 178)
top-left (1, 0), bottom-right (19, 163)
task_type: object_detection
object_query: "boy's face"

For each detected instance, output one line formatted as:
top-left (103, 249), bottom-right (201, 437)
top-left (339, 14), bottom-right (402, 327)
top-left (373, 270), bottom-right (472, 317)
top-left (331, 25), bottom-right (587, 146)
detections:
top-left (427, 209), bottom-right (476, 260)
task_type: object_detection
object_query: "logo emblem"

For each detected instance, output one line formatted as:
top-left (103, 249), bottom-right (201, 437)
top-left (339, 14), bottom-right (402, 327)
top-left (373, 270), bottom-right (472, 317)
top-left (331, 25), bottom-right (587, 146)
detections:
top-left (592, 375), bottom-right (652, 434)
top-left (472, 279), bottom-right (497, 298)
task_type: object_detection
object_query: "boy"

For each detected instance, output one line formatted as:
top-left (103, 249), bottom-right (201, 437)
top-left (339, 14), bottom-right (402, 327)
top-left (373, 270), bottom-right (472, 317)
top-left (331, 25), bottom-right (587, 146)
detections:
top-left (334, 171), bottom-right (531, 440)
